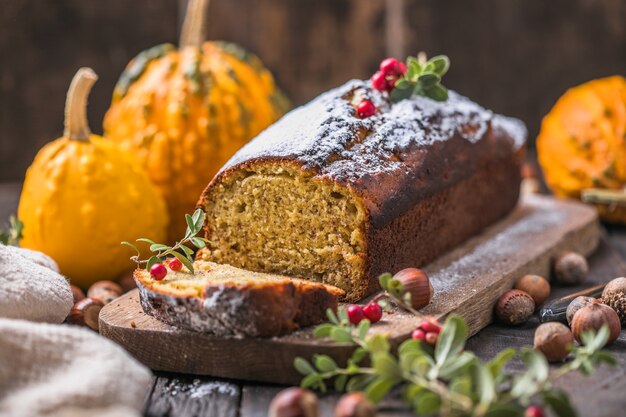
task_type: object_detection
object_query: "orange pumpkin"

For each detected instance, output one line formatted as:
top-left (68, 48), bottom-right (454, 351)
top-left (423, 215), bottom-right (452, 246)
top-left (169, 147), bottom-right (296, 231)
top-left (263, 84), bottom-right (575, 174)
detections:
top-left (103, 0), bottom-right (289, 241)
top-left (537, 76), bottom-right (626, 222)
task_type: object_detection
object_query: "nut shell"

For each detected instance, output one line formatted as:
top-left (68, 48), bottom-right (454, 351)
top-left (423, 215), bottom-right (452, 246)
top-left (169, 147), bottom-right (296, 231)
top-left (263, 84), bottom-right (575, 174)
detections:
top-left (70, 284), bottom-right (86, 304)
top-left (515, 275), bottom-right (551, 306)
top-left (269, 387), bottom-right (318, 417)
top-left (393, 268), bottom-right (433, 309)
top-left (65, 297), bottom-right (104, 331)
top-left (88, 280), bottom-right (123, 305)
top-left (334, 392), bottom-right (376, 417)
top-left (495, 289), bottom-right (535, 325)
top-left (553, 252), bottom-right (588, 285)
top-left (601, 277), bottom-right (626, 325)
top-left (571, 302), bottom-right (621, 345)
top-left (534, 322), bottom-right (574, 362)
top-left (566, 296), bottom-right (598, 325)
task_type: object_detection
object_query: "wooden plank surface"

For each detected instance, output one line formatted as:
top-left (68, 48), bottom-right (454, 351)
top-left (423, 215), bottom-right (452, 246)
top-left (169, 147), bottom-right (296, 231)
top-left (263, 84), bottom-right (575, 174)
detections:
top-left (100, 195), bottom-right (600, 385)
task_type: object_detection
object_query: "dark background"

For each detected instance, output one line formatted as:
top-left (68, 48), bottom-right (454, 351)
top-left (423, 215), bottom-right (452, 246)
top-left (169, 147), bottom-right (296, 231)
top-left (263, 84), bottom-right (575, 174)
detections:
top-left (0, 0), bottom-right (624, 181)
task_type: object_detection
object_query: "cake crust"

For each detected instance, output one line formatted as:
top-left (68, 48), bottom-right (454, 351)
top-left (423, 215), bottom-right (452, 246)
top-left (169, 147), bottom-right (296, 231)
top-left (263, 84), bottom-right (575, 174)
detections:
top-left (134, 261), bottom-right (343, 337)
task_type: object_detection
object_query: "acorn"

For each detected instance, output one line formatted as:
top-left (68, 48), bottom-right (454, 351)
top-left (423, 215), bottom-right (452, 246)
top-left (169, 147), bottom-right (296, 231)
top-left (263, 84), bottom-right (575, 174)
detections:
top-left (565, 296), bottom-right (598, 326)
top-left (571, 302), bottom-right (621, 346)
top-left (87, 280), bottom-right (123, 305)
top-left (601, 277), bottom-right (626, 325)
top-left (553, 252), bottom-right (588, 285)
top-left (334, 392), bottom-right (376, 417)
top-left (393, 268), bottom-right (433, 309)
top-left (269, 387), bottom-right (319, 417)
top-left (533, 322), bottom-right (574, 362)
top-left (514, 275), bottom-right (551, 307)
top-left (65, 298), bottom-right (104, 331)
top-left (495, 289), bottom-right (535, 325)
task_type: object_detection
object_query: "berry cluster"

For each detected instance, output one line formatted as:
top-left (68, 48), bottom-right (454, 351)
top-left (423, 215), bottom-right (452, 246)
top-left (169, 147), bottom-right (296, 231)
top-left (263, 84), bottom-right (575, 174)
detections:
top-left (149, 257), bottom-right (183, 281)
top-left (411, 316), bottom-right (442, 347)
top-left (346, 301), bottom-right (383, 325)
top-left (371, 58), bottom-right (407, 93)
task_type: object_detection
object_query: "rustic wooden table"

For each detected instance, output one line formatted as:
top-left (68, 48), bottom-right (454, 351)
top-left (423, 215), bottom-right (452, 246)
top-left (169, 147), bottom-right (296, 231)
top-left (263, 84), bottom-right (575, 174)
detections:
top-left (1, 182), bottom-right (625, 417)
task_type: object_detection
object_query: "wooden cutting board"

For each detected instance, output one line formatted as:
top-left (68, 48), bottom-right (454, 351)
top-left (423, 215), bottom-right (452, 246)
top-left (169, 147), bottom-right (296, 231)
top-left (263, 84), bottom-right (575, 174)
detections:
top-left (100, 195), bottom-right (599, 385)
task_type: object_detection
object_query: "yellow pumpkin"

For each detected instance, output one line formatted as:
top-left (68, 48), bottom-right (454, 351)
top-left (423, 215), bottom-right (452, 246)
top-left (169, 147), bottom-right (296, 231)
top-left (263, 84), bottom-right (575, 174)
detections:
top-left (537, 76), bottom-right (626, 222)
top-left (18, 68), bottom-right (168, 287)
top-left (103, 0), bottom-right (290, 241)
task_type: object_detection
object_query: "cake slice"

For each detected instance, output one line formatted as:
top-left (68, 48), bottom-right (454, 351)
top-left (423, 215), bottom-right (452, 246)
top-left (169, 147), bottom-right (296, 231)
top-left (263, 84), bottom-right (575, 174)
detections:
top-left (134, 260), bottom-right (344, 337)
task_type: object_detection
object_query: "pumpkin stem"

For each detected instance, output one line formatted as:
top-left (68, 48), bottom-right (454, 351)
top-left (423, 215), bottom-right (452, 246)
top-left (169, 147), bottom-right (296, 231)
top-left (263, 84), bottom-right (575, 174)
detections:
top-left (180, 0), bottom-right (210, 48)
top-left (64, 67), bottom-right (98, 141)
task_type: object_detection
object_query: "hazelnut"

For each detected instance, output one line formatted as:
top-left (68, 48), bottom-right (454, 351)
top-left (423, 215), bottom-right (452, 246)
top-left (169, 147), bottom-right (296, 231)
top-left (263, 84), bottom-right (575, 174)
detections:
top-left (65, 298), bottom-right (104, 331)
top-left (534, 322), bottom-right (573, 362)
top-left (70, 284), bottom-right (86, 304)
top-left (334, 392), bottom-right (376, 417)
top-left (514, 275), bottom-right (551, 306)
top-left (393, 268), bottom-right (433, 309)
top-left (553, 252), bottom-right (588, 285)
top-left (565, 296), bottom-right (598, 326)
top-left (118, 271), bottom-right (137, 293)
top-left (269, 387), bottom-right (318, 417)
top-left (571, 302), bottom-right (621, 346)
top-left (87, 280), bottom-right (123, 305)
top-left (495, 289), bottom-right (535, 325)
top-left (601, 277), bottom-right (626, 325)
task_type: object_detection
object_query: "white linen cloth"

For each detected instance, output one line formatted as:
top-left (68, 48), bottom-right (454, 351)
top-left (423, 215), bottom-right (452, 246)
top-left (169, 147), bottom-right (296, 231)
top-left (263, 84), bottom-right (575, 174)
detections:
top-left (0, 245), bottom-right (152, 417)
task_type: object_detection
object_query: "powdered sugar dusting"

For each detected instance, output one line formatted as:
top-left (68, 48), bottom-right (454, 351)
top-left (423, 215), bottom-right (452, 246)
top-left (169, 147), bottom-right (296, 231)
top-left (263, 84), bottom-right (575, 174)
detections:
top-left (220, 79), bottom-right (526, 181)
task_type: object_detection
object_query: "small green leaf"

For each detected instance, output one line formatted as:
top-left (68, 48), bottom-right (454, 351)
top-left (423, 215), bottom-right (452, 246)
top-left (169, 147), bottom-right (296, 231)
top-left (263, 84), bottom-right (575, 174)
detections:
top-left (439, 351), bottom-right (476, 379)
top-left (487, 347), bottom-right (516, 378)
top-left (326, 308), bottom-right (340, 324)
top-left (136, 238), bottom-right (156, 245)
top-left (334, 374), bottom-right (348, 392)
top-left (338, 307), bottom-right (349, 324)
top-left (313, 354), bottom-right (338, 373)
top-left (294, 357), bottom-right (316, 375)
top-left (146, 256), bottom-right (160, 271)
top-left (365, 377), bottom-right (395, 403)
top-left (358, 319), bottom-right (371, 341)
top-left (185, 214), bottom-right (196, 234)
top-left (190, 237), bottom-right (206, 249)
top-left (330, 327), bottom-right (354, 343)
top-left (418, 73), bottom-right (440, 88)
top-left (301, 373), bottom-right (325, 391)
top-left (583, 325), bottom-right (609, 350)
top-left (121, 241), bottom-right (140, 257)
top-left (472, 362), bottom-right (496, 408)
top-left (378, 273), bottom-right (393, 290)
top-left (171, 251), bottom-right (194, 273)
top-left (372, 352), bottom-right (401, 380)
top-left (424, 84), bottom-right (448, 101)
top-left (180, 244), bottom-right (195, 256)
top-left (415, 392), bottom-right (441, 415)
top-left (484, 403), bottom-right (525, 417)
top-left (543, 390), bottom-right (578, 417)
top-left (390, 87), bottom-right (413, 103)
top-left (192, 208), bottom-right (205, 231)
top-left (346, 374), bottom-right (376, 392)
top-left (313, 323), bottom-right (334, 338)
top-left (429, 55), bottom-right (450, 76)
top-left (349, 347), bottom-right (368, 365)
top-left (435, 315), bottom-right (468, 366)
top-left (366, 334), bottom-right (390, 354)
top-left (150, 243), bottom-right (171, 252)
top-left (395, 78), bottom-right (411, 90)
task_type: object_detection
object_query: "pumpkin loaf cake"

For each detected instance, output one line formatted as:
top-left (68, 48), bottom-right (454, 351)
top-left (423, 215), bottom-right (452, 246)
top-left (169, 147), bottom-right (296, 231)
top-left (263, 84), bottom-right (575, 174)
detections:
top-left (198, 79), bottom-right (527, 302)
top-left (134, 260), bottom-right (343, 337)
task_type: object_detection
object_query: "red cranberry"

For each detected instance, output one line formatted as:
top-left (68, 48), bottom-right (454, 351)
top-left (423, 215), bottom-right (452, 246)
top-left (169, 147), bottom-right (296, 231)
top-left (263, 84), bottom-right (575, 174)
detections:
top-left (397, 61), bottom-right (407, 75)
top-left (363, 301), bottom-right (383, 323)
top-left (168, 257), bottom-right (183, 271)
top-left (356, 100), bottom-right (376, 118)
top-left (371, 71), bottom-right (389, 92)
top-left (150, 263), bottom-right (167, 281)
top-left (525, 406), bottom-right (545, 417)
top-left (379, 58), bottom-right (403, 76)
top-left (419, 318), bottom-right (441, 334)
top-left (425, 332), bottom-right (438, 346)
top-left (412, 328), bottom-right (426, 341)
top-left (346, 305), bottom-right (365, 325)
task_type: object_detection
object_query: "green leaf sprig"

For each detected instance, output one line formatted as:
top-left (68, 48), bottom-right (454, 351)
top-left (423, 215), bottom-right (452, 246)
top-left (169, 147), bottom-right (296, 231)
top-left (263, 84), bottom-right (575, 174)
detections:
top-left (121, 208), bottom-right (210, 274)
top-left (376, 272), bottom-right (424, 316)
top-left (295, 273), bottom-right (617, 417)
top-left (390, 53), bottom-right (450, 103)
top-left (0, 215), bottom-right (23, 246)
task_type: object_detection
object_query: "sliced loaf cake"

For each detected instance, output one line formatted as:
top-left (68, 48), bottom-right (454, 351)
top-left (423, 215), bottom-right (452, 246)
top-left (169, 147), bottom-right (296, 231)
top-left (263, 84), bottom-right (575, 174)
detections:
top-left (134, 260), bottom-right (344, 337)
